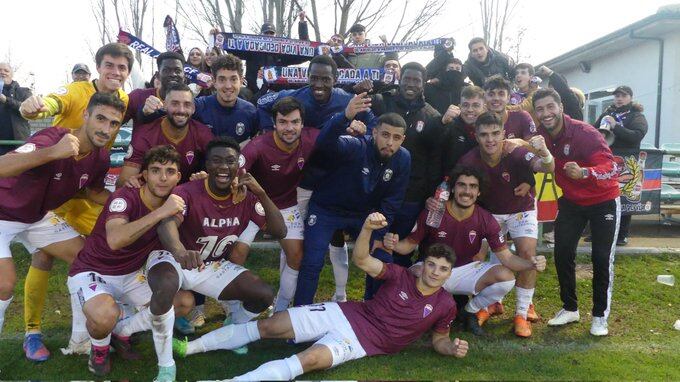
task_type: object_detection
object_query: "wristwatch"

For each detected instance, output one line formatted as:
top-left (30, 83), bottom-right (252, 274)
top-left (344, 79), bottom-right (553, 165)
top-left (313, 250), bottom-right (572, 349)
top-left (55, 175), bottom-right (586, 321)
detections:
top-left (581, 168), bottom-right (589, 179)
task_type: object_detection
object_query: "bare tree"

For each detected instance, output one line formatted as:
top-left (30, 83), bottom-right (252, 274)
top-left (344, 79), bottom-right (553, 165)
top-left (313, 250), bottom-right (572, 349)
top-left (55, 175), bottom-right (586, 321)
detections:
top-left (91, 0), bottom-right (115, 46)
top-left (479, 0), bottom-right (520, 53)
top-left (177, 0), bottom-right (245, 45)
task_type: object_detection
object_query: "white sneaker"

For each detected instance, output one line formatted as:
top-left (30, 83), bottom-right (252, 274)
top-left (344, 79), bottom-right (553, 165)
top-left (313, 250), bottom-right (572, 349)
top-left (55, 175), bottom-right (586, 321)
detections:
top-left (331, 294), bottom-right (347, 303)
top-left (548, 309), bottom-right (580, 326)
top-left (590, 316), bottom-right (609, 336)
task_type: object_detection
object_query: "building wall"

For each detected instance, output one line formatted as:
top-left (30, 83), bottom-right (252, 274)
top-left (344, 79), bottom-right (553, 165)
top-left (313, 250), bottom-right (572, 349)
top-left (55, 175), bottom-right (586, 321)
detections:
top-left (556, 34), bottom-right (680, 147)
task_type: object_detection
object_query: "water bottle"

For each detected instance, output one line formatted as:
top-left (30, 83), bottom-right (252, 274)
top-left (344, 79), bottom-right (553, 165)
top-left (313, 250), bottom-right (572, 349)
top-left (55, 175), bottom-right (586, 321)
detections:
top-left (426, 177), bottom-right (450, 228)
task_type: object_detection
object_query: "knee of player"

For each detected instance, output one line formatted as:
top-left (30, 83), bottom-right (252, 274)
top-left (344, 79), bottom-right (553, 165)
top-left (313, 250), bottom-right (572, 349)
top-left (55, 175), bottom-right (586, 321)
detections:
top-left (86, 299), bottom-right (120, 331)
top-left (494, 266), bottom-right (516, 283)
top-left (250, 283), bottom-right (275, 311)
top-left (297, 349), bottom-right (324, 370)
top-left (0, 272), bottom-right (17, 296)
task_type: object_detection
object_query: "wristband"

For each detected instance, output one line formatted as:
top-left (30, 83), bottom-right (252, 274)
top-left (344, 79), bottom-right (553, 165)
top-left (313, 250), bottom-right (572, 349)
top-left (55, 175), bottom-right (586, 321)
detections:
top-left (581, 168), bottom-right (589, 179)
top-left (541, 154), bottom-right (553, 164)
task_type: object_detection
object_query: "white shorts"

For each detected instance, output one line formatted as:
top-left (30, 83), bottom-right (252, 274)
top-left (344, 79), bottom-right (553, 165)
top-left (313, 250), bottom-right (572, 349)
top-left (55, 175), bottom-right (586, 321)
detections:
top-left (145, 250), bottom-right (248, 300)
top-left (443, 261), bottom-right (501, 295)
top-left (0, 212), bottom-right (80, 258)
top-left (288, 302), bottom-right (366, 367)
top-left (492, 210), bottom-right (538, 239)
top-left (281, 205), bottom-right (304, 240)
top-left (296, 187), bottom-right (313, 220)
top-left (67, 269), bottom-right (151, 309)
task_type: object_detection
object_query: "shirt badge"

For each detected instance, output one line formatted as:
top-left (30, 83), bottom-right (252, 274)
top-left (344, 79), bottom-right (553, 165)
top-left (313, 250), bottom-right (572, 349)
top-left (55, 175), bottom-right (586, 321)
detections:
top-left (79, 174), bottom-right (89, 189)
top-left (383, 169), bottom-right (393, 181)
top-left (469, 230), bottom-right (477, 243)
top-left (563, 144), bottom-right (570, 156)
top-left (415, 120), bottom-right (424, 133)
top-left (109, 198), bottom-right (128, 213)
top-left (235, 122), bottom-right (246, 136)
top-left (238, 154), bottom-right (246, 168)
top-left (308, 214), bottom-right (317, 226)
top-left (423, 304), bottom-right (433, 318)
top-left (362, 167), bottom-right (370, 175)
top-left (186, 150), bottom-right (195, 164)
top-left (297, 157), bottom-right (305, 170)
top-left (502, 172), bottom-right (510, 182)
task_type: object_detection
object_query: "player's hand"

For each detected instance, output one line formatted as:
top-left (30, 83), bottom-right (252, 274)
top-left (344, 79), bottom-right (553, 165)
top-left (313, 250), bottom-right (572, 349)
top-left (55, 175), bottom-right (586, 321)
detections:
top-left (20, 95), bottom-right (49, 117)
top-left (49, 133), bottom-right (80, 159)
top-left (124, 173), bottom-right (145, 188)
top-left (158, 194), bottom-right (185, 219)
top-left (383, 232), bottom-right (399, 250)
top-left (347, 120), bottom-right (366, 136)
top-left (352, 79), bottom-right (373, 94)
top-left (441, 104), bottom-right (461, 124)
top-left (345, 92), bottom-right (372, 120)
top-left (450, 338), bottom-right (469, 358)
top-left (503, 138), bottom-right (527, 155)
top-left (408, 262), bottom-right (423, 277)
top-left (363, 212), bottom-right (387, 231)
top-left (529, 135), bottom-right (549, 157)
top-left (563, 161), bottom-right (585, 179)
top-left (533, 255), bottom-right (547, 272)
top-left (425, 197), bottom-right (440, 212)
top-left (535, 65), bottom-right (553, 78)
top-left (143, 95), bottom-right (164, 115)
top-left (175, 249), bottom-right (204, 270)
top-left (513, 182), bottom-right (531, 197)
top-left (189, 171), bottom-right (209, 181)
top-left (237, 172), bottom-right (265, 197)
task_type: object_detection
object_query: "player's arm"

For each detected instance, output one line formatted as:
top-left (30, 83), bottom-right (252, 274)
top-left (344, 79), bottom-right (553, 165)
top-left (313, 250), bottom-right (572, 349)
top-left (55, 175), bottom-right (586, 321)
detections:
top-left (494, 247), bottom-right (546, 272)
top-left (238, 173), bottom-right (287, 240)
top-left (527, 135), bottom-right (555, 173)
top-left (0, 133), bottom-right (79, 178)
top-left (432, 331), bottom-right (468, 358)
top-left (19, 95), bottom-right (60, 120)
top-left (85, 188), bottom-right (111, 205)
top-left (106, 194), bottom-right (184, 250)
top-left (353, 213), bottom-right (389, 278)
top-left (157, 210), bottom-right (204, 270)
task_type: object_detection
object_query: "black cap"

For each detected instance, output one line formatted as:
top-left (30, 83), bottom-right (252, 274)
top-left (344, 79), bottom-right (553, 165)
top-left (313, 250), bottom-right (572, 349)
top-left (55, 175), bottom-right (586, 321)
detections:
top-left (261, 22), bottom-right (276, 34)
top-left (71, 63), bottom-right (91, 74)
top-left (348, 23), bottom-right (366, 33)
top-left (613, 85), bottom-right (633, 97)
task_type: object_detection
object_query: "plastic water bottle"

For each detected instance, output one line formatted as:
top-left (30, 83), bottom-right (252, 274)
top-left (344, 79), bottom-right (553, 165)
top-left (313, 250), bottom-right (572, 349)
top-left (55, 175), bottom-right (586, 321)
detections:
top-left (426, 177), bottom-right (450, 228)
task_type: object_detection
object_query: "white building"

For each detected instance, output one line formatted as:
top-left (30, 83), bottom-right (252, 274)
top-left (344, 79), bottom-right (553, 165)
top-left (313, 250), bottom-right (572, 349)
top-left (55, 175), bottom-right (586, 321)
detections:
top-left (541, 5), bottom-right (680, 148)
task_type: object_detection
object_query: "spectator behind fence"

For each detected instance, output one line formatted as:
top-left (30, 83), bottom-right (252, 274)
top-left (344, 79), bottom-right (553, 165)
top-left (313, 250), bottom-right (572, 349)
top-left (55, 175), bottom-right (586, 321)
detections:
top-left (593, 85), bottom-right (648, 246)
top-left (0, 62), bottom-right (32, 154)
top-left (464, 37), bottom-right (515, 87)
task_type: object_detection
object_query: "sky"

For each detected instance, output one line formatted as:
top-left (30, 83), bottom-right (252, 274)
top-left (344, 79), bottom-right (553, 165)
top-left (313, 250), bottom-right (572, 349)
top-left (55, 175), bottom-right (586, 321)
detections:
top-left (1, 0), bottom-right (676, 94)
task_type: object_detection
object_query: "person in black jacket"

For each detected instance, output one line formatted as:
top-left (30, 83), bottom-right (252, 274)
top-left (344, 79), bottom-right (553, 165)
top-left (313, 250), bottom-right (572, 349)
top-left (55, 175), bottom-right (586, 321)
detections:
top-left (425, 56), bottom-right (467, 115)
top-left (593, 85), bottom-right (648, 246)
top-left (369, 62), bottom-right (445, 276)
top-left (0, 63), bottom-right (32, 154)
top-left (464, 37), bottom-right (515, 87)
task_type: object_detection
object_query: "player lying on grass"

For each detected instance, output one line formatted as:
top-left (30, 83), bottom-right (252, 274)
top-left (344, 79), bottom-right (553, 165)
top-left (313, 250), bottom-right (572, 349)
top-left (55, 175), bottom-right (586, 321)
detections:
top-left (174, 212), bottom-right (468, 380)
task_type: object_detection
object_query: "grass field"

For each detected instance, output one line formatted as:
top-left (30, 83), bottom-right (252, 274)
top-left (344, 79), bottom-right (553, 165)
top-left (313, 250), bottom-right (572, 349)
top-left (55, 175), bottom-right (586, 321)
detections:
top-left (0, 243), bottom-right (678, 380)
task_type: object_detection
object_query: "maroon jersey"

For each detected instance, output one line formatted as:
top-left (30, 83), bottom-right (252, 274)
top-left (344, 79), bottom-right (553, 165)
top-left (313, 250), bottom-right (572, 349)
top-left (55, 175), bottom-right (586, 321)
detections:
top-left (0, 127), bottom-right (109, 224)
top-left (407, 205), bottom-right (507, 267)
top-left (458, 145), bottom-right (540, 214)
top-left (504, 110), bottom-right (537, 140)
top-left (172, 179), bottom-right (266, 262)
top-left (125, 117), bottom-right (214, 183)
top-left (69, 186), bottom-right (162, 276)
top-left (339, 264), bottom-right (456, 356)
top-left (124, 88), bottom-right (157, 129)
top-left (240, 128), bottom-right (319, 209)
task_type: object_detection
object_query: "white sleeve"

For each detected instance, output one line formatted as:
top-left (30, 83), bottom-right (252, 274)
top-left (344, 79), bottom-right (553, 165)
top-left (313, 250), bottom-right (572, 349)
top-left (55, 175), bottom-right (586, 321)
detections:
top-left (237, 221), bottom-right (261, 246)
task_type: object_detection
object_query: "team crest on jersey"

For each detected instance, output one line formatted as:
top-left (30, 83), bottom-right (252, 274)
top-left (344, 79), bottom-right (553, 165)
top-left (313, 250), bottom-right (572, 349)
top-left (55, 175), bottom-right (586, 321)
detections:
top-left (235, 122), bottom-right (246, 136)
top-left (383, 169), bottom-right (393, 181)
top-left (109, 198), bottom-right (128, 213)
top-left (297, 157), bottom-right (305, 170)
top-left (79, 174), bottom-right (90, 189)
top-left (563, 144), bottom-right (570, 156)
top-left (308, 214), bottom-right (317, 226)
top-left (423, 304), bottom-right (433, 318)
top-left (125, 145), bottom-right (133, 159)
top-left (469, 230), bottom-right (477, 243)
top-left (415, 120), bottom-right (424, 133)
top-left (54, 86), bottom-right (68, 96)
top-left (502, 172), bottom-right (510, 182)
top-left (16, 143), bottom-right (36, 153)
top-left (186, 151), bottom-right (195, 164)
top-left (255, 202), bottom-right (265, 216)
top-left (238, 154), bottom-right (246, 168)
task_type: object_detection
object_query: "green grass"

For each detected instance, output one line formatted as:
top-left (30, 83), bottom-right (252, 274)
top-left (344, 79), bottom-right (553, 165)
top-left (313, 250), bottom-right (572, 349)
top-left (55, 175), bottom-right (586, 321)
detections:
top-left (0, 243), bottom-right (678, 380)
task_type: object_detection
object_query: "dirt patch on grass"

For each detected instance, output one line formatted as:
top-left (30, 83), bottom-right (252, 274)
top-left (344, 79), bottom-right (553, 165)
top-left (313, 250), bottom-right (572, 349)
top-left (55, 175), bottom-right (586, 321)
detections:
top-left (576, 264), bottom-right (593, 280)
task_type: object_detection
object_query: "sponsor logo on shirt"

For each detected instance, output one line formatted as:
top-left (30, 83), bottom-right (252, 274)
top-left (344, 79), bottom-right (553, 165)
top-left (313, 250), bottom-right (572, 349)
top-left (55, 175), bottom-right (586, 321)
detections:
top-left (202, 217), bottom-right (241, 228)
top-left (399, 291), bottom-right (408, 301)
top-left (563, 144), bottom-right (570, 156)
top-left (257, 92), bottom-right (278, 106)
top-left (502, 172), bottom-right (510, 182)
top-left (271, 164), bottom-right (281, 172)
top-left (186, 151), bottom-right (195, 164)
top-left (604, 214), bottom-right (614, 221)
top-left (15, 143), bottom-right (36, 153)
top-left (79, 174), bottom-right (89, 189)
top-left (308, 214), bottom-right (317, 226)
top-left (362, 167), bottom-right (370, 175)
top-left (53, 172), bottom-right (63, 181)
top-left (235, 122), bottom-right (246, 136)
top-left (383, 169), bottom-right (393, 182)
top-left (458, 136), bottom-right (465, 142)
top-left (297, 157), bottom-right (305, 170)
top-left (423, 303), bottom-right (433, 318)
top-left (109, 198), bottom-right (128, 213)
top-left (438, 231), bottom-right (447, 238)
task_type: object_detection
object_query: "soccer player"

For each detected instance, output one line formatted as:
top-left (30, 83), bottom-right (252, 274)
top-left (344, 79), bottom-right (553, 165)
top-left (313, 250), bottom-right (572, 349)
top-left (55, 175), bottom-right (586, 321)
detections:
top-left (193, 54), bottom-right (259, 142)
top-left (240, 97), bottom-right (321, 312)
top-left (441, 86), bottom-right (487, 173)
top-left (384, 166), bottom-right (547, 336)
top-left (258, 54), bottom-right (378, 302)
top-left (173, 212), bottom-right (468, 380)
top-left (136, 137), bottom-right (286, 354)
top-left (67, 145), bottom-right (193, 377)
top-left (118, 82), bottom-right (213, 186)
top-left (16, 43), bottom-right (133, 358)
top-left (458, 111), bottom-right (555, 337)
top-left (126, 51), bottom-right (185, 129)
top-left (0, 93), bottom-right (124, 359)
top-left (294, 105), bottom-right (411, 307)
top-left (532, 88), bottom-right (620, 336)
top-left (484, 75), bottom-right (537, 141)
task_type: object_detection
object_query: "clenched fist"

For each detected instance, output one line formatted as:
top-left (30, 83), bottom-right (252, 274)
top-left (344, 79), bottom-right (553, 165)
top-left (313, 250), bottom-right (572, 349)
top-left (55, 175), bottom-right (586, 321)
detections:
top-left (158, 194), bottom-right (185, 219)
top-left (20, 95), bottom-right (50, 117)
top-left (49, 133), bottom-right (80, 159)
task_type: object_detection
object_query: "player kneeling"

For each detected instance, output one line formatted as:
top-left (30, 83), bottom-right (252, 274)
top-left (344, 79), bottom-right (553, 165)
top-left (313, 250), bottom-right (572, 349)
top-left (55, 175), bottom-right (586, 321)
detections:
top-left (174, 212), bottom-right (467, 380)
top-left (67, 146), bottom-right (194, 378)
